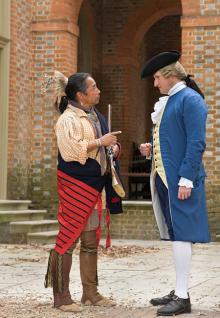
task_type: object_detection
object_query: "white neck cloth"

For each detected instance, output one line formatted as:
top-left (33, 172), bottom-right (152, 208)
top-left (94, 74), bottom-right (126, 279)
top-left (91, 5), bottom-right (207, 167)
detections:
top-left (151, 81), bottom-right (186, 124)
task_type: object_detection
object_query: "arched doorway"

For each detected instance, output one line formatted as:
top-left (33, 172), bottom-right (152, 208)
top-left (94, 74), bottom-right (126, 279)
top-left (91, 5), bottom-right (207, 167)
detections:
top-left (77, 0), bottom-right (103, 99)
top-left (125, 14), bottom-right (182, 199)
top-left (138, 14), bottom-right (181, 142)
top-left (101, 0), bottom-right (182, 198)
top-left (77, 2), bottom-right (93, 74)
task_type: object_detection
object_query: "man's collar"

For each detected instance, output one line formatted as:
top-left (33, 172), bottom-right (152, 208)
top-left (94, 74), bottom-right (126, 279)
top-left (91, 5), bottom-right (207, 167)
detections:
top-left (168, 81), bottom-right (186, 96)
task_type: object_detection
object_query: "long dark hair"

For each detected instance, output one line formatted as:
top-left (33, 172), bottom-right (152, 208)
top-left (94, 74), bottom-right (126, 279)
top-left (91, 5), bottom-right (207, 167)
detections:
top-left (59, 72), bottom-right (90, 114)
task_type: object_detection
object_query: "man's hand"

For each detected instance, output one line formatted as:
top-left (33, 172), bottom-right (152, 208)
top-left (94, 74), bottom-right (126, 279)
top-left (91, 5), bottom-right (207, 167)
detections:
top-left (178, 186), bottom-right (192, 200)
top-left (139, 143), bottom-right (152, 157)
top-left (100, 131), bottom-right (122, 147)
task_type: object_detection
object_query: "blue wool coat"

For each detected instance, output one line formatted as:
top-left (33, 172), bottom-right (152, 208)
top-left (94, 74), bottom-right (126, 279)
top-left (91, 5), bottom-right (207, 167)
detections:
top-left (154, 87), bottom-right (210, 243)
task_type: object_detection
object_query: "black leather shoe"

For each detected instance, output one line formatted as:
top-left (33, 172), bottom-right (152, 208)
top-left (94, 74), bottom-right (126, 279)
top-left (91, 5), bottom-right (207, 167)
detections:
top-left (157, 295), bottom-right (191, 316)
top-left (150, 290), bottom-right (175, 306)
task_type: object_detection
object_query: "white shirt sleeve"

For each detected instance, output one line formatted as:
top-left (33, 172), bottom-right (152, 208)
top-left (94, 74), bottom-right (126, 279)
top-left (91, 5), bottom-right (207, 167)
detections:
top-left (178, 177), bottom-right (194, 188)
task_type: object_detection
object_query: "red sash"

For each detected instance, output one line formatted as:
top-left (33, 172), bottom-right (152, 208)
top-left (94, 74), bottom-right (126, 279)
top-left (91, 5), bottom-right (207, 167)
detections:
top-left (55, 170), bottom-right (103, 254)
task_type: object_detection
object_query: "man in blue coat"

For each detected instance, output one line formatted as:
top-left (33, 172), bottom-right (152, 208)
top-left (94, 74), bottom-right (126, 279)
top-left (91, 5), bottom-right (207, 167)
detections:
top-left (139, 51), bottom-right (210, 316)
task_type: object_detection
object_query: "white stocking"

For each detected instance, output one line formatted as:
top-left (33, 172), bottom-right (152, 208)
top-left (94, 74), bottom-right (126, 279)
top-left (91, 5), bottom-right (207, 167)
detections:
top-left (172, 241), bottom-right (192, 299)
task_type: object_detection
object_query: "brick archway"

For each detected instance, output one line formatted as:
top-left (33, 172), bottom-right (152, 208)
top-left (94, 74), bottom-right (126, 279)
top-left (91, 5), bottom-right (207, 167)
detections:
top-left (116, 1), bottom-right (182, 62)
top-left (50, 0), bottom-right (83, 24)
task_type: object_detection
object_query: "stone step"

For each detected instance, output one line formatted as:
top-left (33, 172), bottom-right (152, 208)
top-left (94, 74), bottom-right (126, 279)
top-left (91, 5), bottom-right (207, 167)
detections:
top-left (27, 230), bottom-right (58, 245)
top-left (123, 200), bottom-right (152, 207)
top-left (0, 210), bottom-right (47, 223)
top-left (10, 220), bottom-right (59, 234)
top-left (0, 200), bottom-right (31, 211)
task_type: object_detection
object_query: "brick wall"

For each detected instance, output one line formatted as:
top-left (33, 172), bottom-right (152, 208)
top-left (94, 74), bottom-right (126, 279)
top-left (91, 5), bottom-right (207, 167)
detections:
top-left (8, 0), bottom-right (33, 199)
top-left (200, 0), bottom-right (220, 15)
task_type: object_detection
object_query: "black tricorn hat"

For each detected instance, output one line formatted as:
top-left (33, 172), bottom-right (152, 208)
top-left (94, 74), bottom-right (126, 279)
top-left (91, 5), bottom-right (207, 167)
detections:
top-left (141, 50), bottom-right (181, 78)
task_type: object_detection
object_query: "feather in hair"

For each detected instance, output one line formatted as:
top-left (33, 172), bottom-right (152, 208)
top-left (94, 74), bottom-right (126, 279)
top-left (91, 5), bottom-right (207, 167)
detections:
top-left (41, 70), bottom-right (68, 109)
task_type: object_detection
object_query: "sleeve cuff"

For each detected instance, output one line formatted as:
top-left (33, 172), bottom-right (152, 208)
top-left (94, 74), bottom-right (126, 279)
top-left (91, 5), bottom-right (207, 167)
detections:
top-left (178, 177), bottom-right (194, 188)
